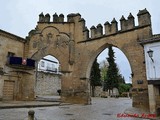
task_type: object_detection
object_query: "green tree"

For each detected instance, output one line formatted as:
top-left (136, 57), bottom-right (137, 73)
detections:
top-left (118, 74), bottom-right (125, 84)
top-left (118, 83), bottom-right (132, 95)
top-left (99, 60), bottom-right (108, 81)
top-left (90, 58), bottom-right (101, 97)
top-left (105, 46), bottom-right (119, 94)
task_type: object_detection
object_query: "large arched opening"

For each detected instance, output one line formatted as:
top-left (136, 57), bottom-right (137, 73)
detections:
top-left (89, 45), bottom-right (132, 99)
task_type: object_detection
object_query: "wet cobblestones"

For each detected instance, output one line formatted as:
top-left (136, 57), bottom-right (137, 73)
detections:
top-left (0, 98), bottom-right (149, 120)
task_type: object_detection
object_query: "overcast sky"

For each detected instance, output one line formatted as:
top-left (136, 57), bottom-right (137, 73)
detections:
top-left (1, 0), bottom-right (160, 83)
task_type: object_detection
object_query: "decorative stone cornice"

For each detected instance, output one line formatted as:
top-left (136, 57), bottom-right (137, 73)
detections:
top-left (138, 34), bottom-right (160, 44)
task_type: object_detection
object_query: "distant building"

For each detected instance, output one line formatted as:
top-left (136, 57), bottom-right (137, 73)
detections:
top-left (38, 56), bottom-right (60, 74)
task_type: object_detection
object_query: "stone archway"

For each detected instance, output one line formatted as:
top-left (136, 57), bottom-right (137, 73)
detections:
top-left (25, 9), bottom-right (152, 109)
top-left (35, 55), bottom-right (61, 97)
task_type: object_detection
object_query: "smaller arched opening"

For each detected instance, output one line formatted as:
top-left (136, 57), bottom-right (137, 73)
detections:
top-left (35, 55), bottom-right (62, 99)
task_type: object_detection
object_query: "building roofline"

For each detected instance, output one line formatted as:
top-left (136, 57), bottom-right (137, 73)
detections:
top-left (42, 58), bottom-right (58, 64)
top-left (0, 29), bottom-right (26, 42)
top-left (138, 34), bottom-right (160, 44)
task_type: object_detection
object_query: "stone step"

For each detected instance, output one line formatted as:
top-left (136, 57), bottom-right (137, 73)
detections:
top-left (35, 96), bottom-right (61, 102)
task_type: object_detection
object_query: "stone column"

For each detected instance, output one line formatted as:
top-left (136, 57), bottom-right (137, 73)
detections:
top-left (0, 75), bottom-right (3, 100)
top-left (148, 84), bottom-right (156, 113)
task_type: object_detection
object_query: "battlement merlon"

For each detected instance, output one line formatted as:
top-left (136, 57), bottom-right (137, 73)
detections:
top-left (105, 18), bottom-right (118, 35)
top-left (83, 27), bottom-right (89, 40)
top-left (90, 24), bottom-right (103, 39)
top-left (137, 8), bottom-right (151, 26)
top-left (120, 13), bottom-right (135, 31)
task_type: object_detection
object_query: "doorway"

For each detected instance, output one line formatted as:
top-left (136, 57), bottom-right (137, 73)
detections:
top-left (3, 80), bottom-right (15, 100)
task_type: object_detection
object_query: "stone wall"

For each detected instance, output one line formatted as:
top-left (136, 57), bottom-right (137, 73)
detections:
top-left (0, 29), bottom-right (35, 101)
top-left (26, 9), bottom-right (152, 108)
top-left (35, 71), bottom-right (61, 96)
top-left (94, 86), bottom-right (102, 97)
top-left (0, 9), bottom-right (155, 110)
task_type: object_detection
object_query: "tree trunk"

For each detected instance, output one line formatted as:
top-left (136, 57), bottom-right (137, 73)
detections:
top-left (91, 86), bottom-right (95, 97)
top-left (109, 89), bottom-right (111, 96)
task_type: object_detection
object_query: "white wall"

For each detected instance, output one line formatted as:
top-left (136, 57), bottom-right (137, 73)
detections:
top-left (38, 55), bottom-right (60, 74)
top-left (144, 42), bottom-right (160, 80)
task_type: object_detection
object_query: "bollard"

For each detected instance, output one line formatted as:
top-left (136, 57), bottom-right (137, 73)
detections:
top-left (28, 110), bottom-right (35, 120)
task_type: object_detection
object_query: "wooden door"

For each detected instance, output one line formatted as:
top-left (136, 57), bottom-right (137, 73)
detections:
top-left (3, 81), bottom-right (15, 100)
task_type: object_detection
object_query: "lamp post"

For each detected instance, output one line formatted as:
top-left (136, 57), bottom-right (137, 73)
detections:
top-left (147, 49), bottom-right (154, 62)
top-left (147, 49), bottom-right (156, 79)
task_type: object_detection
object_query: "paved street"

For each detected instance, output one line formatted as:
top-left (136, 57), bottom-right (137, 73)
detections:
top-left (0, 97), bottom-right (153, 120)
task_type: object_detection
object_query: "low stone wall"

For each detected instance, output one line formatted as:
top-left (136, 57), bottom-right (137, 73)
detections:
top-left (94, 86), bottom-right (103, 97)
top-left (35, 71), bottom-right (61, 96)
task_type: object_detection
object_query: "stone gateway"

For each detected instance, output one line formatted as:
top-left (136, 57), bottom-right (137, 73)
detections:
top-left (0, 8), bottom-right (154, 110)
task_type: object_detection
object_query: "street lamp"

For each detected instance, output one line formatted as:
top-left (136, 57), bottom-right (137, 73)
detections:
top-left (147, 49), bottom-right (156, 78)
top-left (147, 49), bottom-right (154, 62)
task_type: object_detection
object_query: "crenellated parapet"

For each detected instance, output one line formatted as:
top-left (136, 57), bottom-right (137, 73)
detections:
top-left (39, 12), bottom-right (64, 23)
top-left (83, 8), bottom-right (151, 40)
top-left (38, 12), bottom-right (86, 25)
top-left (37, 9), bottom-right (151, 41)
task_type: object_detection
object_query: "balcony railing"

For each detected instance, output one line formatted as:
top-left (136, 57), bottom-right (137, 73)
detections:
top-left (7, 57), bottom-right (35, 69)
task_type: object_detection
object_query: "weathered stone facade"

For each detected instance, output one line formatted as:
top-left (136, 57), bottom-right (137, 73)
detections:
top-left (0, 29), bottom-right (35, 101)
top-left (35, 71), bottom-right (61, 96)
top-left (0, 8), bottom-right (157, 111)
top-left (94, 86), bottom-right (103, 97)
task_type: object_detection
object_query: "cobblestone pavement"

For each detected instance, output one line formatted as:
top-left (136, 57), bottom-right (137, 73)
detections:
top-left (0, 97), bottom-right (153, 120)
